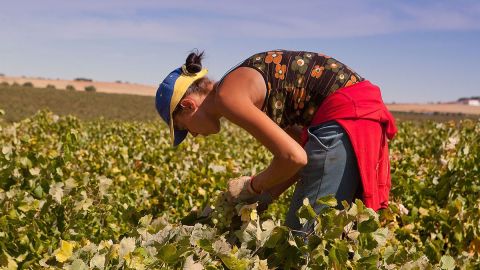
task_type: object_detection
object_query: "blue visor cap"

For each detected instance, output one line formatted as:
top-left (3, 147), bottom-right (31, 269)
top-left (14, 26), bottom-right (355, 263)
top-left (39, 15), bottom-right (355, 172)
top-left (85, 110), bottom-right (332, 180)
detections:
top-left (155, 68), bottom-right (188, 146)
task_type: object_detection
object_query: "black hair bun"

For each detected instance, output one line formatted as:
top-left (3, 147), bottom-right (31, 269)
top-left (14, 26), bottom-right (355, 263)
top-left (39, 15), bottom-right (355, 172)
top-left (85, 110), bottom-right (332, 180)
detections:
top-left (185, 50), bottom-right (204, 74)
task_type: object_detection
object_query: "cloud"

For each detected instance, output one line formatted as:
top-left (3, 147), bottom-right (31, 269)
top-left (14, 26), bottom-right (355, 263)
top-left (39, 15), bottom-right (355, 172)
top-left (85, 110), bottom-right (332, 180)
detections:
top-left (45, 19), bottom-right (205, 43)
top-left (1, 0), bottom-right (479, 43)
top-left (387, 1), bottom-right (480, 31)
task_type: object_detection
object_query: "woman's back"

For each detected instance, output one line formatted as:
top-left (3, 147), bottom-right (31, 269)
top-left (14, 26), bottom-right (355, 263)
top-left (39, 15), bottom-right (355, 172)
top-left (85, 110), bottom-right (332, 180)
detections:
top-left (222, 50), bottom-right (364, 128)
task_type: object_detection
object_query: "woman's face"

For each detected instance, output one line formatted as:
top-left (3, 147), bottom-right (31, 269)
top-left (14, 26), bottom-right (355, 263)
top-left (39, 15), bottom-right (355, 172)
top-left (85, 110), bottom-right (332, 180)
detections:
top-left (173, 94), bottom-right (220, 137)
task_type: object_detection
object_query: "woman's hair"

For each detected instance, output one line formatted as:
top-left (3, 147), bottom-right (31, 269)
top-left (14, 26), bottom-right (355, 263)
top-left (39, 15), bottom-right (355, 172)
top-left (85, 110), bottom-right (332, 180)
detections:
top-left (173, 50), bottom-right (212, 116)
top-left (184, 50), bottom-right (204, 74)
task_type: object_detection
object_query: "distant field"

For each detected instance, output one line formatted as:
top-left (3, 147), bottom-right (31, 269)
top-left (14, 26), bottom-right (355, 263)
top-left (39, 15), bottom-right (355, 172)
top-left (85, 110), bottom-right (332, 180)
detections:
top-left (0, 75), bottom-right (156, 96)
top-left (387, 103), bottom-right (480, 122)
top-left (2, 75), bottom-right (479, 119)
top-left (387, 103), bottom-right (480, 115)
top-left (1, 85), bottom-right (478, 123)
top-left (0, 85), bottom-right (159, 122)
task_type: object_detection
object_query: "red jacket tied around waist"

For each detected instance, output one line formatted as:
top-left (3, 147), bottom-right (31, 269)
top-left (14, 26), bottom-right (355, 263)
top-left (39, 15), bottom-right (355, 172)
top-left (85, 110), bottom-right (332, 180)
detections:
top-left (300, 80), bottom-right (397, 211)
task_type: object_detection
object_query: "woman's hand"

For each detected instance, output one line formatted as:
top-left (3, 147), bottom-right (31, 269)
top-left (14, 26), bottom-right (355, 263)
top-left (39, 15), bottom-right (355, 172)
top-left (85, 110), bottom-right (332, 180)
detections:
top-left (216, 68), bottom-right (307, 193)
top-left (226, 176), bottom-right (258, 203)
top-left (226, 176), bottom-right (274, 213)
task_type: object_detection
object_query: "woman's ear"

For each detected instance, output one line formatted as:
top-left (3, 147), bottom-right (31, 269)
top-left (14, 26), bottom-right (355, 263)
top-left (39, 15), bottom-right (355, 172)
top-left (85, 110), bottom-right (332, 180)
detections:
top-left (179, 98), bottom-right (197, 112)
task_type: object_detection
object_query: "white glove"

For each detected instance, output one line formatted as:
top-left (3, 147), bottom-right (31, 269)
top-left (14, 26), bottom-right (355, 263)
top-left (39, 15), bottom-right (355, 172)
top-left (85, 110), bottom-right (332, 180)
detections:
top-left (226, 176), bottom-right (259, 203)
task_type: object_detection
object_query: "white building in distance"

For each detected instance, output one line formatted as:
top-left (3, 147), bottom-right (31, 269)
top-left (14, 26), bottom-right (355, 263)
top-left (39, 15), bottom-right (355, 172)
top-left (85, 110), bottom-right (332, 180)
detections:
top-left (458, 97), bottom-right (480, 106)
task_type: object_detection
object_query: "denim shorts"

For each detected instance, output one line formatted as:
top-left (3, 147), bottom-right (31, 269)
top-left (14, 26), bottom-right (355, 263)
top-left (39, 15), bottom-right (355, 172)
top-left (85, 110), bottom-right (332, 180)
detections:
top-left (285, 121), bottom-right (361, 234)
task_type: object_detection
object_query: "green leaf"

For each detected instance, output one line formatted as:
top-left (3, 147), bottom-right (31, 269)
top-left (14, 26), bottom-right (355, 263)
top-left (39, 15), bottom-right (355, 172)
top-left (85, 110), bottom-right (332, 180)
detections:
top-left (328, 240), bottom-right (349, 268)
top-left (372, 228), bottom-right (388, 247)
top-left (424, 240), bottom-right (441, 263)
top-left (181, 210), bottom-right (199, 225)
top-left (89, 253), bottom-right (105, 269)
top-left (307, 234), bottom-right (321, 251)
top-left (251, 256), bottom-right (269, 270)
top-left (235, 221), bottom-right (258, 244)
top-left (184, 255), bottom-right (204, 270)
top-left (190, 224), bottom-right (216, 246)
top-left (383, 246), bottom-right (395, 261)
top-left (70, 259), bottom-right (88, 270)
top-left (138, 214), bottom-right (152, 227)
top-left (347, 203), bottom-right (358, 217)
top-left (198, 238), bottom-right (213, 252)
top-left (0, 251), bottom-right (18, 270)
top-left (219, 255), bottom-right (250, 270)
top-left (316, 194), bottom-right (338, 207)
top-left (358, 218), bottom-right (379, 233)
top-left (118, 237), bottom-right (136, 259)
top-left (358, 233), bottom-right (378, 250)
top-left (33, 185), bottom-right (45, 199)
top-left (357, 254), bottom-right (379, 270)
top-left (440, 255), bottom-right (455, 270)
top-left (158, 244), bottom-right (178, 263)
top-left (264, 227), bottom-right (287, 248)
top-left (297, 198), bottom-right (317, 225)
top-left (213, 239), bottom-right (231, 256)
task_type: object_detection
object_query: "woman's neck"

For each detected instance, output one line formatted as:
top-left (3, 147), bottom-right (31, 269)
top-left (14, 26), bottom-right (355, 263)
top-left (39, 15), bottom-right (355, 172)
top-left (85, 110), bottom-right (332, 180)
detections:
top-left (202, 86), bottom-right (222, 121)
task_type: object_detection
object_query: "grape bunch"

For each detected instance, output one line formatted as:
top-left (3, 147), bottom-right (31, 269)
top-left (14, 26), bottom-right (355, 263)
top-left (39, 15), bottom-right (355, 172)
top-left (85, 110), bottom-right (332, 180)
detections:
top-left (209, 191), bottom-right (237, 231)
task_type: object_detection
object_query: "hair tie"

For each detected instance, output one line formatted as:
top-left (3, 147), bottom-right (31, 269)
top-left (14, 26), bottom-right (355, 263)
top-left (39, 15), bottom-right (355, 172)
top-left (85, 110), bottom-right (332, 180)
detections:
top-left (181, 64), bottom-right (197, 76)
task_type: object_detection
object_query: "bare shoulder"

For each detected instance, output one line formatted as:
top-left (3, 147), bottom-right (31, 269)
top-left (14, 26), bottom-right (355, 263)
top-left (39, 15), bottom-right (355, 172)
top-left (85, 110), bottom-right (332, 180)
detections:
top-left (215, 67), bottom-right (266, 110)
top-left (213, 67), bottom-right (305, 166)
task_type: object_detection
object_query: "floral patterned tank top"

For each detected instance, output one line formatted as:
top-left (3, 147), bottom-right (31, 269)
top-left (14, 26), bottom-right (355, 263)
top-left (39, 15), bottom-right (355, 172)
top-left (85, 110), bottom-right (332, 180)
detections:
top-left (222, 50), bottom-right (364, 128)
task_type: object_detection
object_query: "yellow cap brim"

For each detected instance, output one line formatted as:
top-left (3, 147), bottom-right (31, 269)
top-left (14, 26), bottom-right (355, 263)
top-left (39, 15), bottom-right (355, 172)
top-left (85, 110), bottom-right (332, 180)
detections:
top-left (169, 68), bottom-right (208, 145)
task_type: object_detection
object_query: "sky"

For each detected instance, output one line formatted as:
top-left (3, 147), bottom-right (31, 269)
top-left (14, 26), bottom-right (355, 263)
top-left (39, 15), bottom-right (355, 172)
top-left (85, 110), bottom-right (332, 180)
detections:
top-left (1, 0), bottom-right (479, 103)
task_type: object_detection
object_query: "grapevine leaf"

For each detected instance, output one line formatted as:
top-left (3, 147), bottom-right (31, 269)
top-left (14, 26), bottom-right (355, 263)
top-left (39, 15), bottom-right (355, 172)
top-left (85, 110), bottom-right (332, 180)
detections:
top-left (328, 240), bottom-right (349, 268)
top-left (190, 224), bottom-right (216, 246)
top-left (158, 244), bottom-right (178, 263)
top-left (357, 254), bottom-right (379, 270)
top-left (118, 237), bottom-right (136, 259)
top-left (264, 227), bottom-right (288, 248)
top-left (440, 255), bottom-right (455, 270)
top-left (316, 194), bottom-right (338, 207)
top-left (213, 239), bottom-right (231, 256)
top-left (0, 251), bottom-right (18, 270)
top-left (297, 198), bottom-right (317, 225)
top-left (89, 253), bottom-right (105, 269)
top-left (372, 228), bottom-right (388, 247)
top-left (235, 221), bottom-right (258, 244)
top-left (69, 259), bottom-right (88, 270)
top-left (251, 256), bottom-right (269, 270)
top-left (219, 255), bottom-right (250, 270)
top-left (54, 240), bottom-right (75, 263)
top-left (184, 255), bottom-right (204, 270)
top-left (358, 218), bottom-right (379, 233)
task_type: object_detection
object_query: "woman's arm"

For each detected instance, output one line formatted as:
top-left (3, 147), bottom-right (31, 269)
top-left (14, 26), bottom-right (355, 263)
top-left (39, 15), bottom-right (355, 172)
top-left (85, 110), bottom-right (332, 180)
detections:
top-left (265, 126), bottom-right (303, 197)
top-left (265, 171), bottom-right (300, 198)
top-left (285, 125), bottom-right (303, 145)
top-left (216, 68), bottom-right (307, 193)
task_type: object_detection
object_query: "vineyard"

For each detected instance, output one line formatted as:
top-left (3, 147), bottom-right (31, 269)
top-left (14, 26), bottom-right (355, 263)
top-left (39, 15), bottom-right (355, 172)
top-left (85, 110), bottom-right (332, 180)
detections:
top-left (0, 110), bottom-right (479, 269)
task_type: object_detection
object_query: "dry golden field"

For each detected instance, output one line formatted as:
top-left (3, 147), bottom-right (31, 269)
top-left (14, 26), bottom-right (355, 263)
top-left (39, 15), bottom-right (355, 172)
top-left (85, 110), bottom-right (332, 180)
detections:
top-left (2, 75), bottom-right (479, 116)
top-left (0, 76), bottom-right (156, 96)
top-left (387, 103), bottom-right (480, 115)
